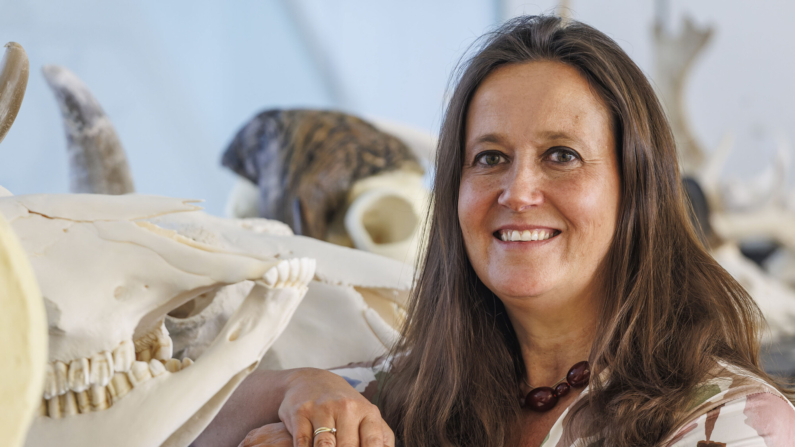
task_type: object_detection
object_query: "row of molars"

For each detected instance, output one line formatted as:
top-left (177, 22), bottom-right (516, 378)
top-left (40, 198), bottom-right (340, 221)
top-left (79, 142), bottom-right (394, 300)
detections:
top-left (41, 322), bottom-right (192, 419)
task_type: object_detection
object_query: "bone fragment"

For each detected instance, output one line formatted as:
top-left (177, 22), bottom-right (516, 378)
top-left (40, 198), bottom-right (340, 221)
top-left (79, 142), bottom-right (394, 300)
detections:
top-left (112, 340), bottom-right (134, 372)
top-left (89, 384), bottom-right (110, 411)
top-left (0, 42), bottom-right (29, 145)
top-left (60, 391), bottom-right (78, 416)
top-left (75, 390), bottom-right (90, 414)
top-left (107, 372), bottom-right (132, 403)
top-left (148, 359), bottom-right (166, 377)
top-left (40, 65), bottom-right (134, 194)
top-left (163, 358), bottom-right (181, 373)
top-left (89, 351), bottom-right (113, 387)
top-left (68, 358), bottom-right (90, 392)
top-left (46, 397), bottom-right (61, 419)
top-left (127, 361), bottom-right (152, 387)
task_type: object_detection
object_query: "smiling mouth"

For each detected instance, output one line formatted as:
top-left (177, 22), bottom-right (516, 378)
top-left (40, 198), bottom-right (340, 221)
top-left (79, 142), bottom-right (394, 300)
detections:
top-left (494, 229), bottom-right (561, 242)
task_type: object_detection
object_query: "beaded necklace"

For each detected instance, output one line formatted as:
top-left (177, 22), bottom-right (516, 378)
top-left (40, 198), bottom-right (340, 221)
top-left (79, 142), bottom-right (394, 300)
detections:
top-left (521, 361), bottom-right (590, 412)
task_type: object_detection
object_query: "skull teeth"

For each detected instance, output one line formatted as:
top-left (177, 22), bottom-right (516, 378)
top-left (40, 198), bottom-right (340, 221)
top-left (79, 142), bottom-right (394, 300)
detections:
top-left (41, 328), bottom-right (193, 418)
top-left (262, 258), bottom-right (316, 288)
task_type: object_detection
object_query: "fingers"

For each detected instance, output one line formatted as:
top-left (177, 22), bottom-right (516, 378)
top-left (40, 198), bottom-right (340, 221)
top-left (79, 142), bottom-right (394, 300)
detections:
top-left (358, 414), bottom-right (386, 447)
top-left (238, 422), bottom-right (293, 447)
top-left (334, 409), bottom-right (361, 447)
top-left (288, 417), bottom-right (314, 447)
top-left (381, 420), bottom-right (395, 447)
top-left (311, 416), bottom-right (337, 447)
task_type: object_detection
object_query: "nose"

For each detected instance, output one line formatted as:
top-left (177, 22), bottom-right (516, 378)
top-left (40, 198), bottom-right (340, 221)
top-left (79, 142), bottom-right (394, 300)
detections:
top-left (497, 163), bottom-right (544, 212)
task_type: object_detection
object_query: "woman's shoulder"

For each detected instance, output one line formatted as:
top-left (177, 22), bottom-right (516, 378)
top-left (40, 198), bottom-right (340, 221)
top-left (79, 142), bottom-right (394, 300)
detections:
top-left (665, 361), bottom-right (795, 446)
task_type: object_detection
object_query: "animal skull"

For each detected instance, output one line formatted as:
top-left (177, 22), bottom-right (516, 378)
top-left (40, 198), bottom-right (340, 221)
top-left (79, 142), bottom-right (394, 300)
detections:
top-left (1, 193), bottom-right (315, 447)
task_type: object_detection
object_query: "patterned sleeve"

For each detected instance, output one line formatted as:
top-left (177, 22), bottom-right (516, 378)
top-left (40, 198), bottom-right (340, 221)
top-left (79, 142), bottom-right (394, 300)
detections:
top-left (666, 392), bottom-right (795, 446)
top-left (328, 356), bottom-right (392, 405)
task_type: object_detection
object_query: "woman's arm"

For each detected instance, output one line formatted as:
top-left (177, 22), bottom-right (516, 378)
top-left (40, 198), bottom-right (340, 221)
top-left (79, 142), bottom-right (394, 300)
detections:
top-left (191, 367), bottom-right (393, 447)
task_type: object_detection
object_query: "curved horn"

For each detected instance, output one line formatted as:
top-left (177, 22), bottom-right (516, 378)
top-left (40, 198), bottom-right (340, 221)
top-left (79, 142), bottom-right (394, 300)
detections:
top-left (41, 65), bottom-right (134, 194)
top-left (0, 42), bottom-right (30, 145)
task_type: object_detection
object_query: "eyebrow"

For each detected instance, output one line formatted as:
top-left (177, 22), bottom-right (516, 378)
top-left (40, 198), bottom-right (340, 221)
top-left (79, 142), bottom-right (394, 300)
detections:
top-left (468, 130), bottom-right (587, 149)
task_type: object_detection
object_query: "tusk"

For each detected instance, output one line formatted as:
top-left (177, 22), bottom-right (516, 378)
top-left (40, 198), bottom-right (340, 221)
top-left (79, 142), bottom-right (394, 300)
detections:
top-left (41, 65), bottom-right (135, 194)
top-left (0, 42), bottom-right (30, 145)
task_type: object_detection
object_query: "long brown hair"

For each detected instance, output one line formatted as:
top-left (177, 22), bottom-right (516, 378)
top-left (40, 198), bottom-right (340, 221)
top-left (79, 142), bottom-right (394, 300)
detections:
top-left (380, 15), bottom-right (790, 446)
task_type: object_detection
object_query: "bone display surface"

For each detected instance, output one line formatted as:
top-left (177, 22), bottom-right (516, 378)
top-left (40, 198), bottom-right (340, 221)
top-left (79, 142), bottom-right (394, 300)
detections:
top-left (0, 192), bottom-right (410, 447)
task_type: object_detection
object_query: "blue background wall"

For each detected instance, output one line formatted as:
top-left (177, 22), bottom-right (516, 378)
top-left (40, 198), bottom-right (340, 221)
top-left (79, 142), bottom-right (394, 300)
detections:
top-left (1, 0), bottom-right (792, 214)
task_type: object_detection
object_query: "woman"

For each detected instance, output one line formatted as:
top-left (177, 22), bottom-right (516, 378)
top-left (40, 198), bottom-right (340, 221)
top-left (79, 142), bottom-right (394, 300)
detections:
top-left (196, 15), bottom-right (795, 447)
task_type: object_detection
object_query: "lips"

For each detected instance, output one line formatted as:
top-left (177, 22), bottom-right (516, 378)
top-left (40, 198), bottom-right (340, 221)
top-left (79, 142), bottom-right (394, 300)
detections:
top-left (494, 228), bottom-right (561, 242)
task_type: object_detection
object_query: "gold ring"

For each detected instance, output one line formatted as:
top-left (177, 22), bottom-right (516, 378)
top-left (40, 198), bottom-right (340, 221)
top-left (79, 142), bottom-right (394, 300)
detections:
top-left (313, 427), bottom-right (337, 438)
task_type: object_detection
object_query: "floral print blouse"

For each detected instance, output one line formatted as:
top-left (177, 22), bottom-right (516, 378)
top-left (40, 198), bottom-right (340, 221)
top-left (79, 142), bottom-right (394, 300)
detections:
top-left (331, 359), bottom-right (795, 446)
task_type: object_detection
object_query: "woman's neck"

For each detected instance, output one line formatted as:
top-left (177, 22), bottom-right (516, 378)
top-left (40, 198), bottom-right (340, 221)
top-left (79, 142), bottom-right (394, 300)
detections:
top-left (503, 287), bottom-right (600, 388)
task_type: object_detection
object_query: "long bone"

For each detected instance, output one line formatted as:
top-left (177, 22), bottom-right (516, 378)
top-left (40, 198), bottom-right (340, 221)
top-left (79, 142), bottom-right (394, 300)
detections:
top-left (0, 42), bottom-right (29, 144)
top-left (41, 65), bottom-right (134, 195)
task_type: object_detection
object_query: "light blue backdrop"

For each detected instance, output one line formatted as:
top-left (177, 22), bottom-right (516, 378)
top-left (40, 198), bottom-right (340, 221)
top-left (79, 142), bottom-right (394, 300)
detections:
top-left (1, 0), bottom-right (793, 215)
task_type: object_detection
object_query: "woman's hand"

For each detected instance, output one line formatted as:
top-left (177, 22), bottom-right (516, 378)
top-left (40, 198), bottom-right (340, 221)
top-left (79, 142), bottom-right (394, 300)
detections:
top-left (239, 423), bottom-right (293, 447)
top-left (278, 368), bottom-right (394, 447)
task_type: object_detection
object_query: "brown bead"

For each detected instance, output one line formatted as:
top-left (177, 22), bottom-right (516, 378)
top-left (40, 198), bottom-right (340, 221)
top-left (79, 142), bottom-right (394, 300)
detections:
top-left (525, 387), bottom-right (558, 412)
top-left (553, 381), bottom-right (570, 398)
top-left (566, 361), bottom-right (590, 388)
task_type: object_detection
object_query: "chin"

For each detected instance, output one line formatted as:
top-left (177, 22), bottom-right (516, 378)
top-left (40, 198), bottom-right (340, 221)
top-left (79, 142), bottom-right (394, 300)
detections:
top-left (486, 270), bottom-right (554, 301)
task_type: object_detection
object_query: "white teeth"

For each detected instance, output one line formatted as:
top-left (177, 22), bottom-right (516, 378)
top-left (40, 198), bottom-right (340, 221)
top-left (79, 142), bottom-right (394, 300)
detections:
top-left (76, 390), bottom-right (91, 414)
top-left (276, 260), bottom-right (290, 285)
top-left (47, 397), bottom-right (62, 419)
top-left (108, 372), bottom-right (132, 403)
top-left (137, 348), bottom-right (152, 362)
top-left (181, 357), bottom-right (193, 369)
top-left (68, 358), bottom-right (90, 393)
top-left (90, 384), bottom-right (110, 411)
top-left (113, 340), bottom-right (134, 372)
top-left (43, 363), bottom-right (57, 399)
top-left (38, 399), bottom-right (47, 416)
top-left (54, 361), bottom-right (69, 396)
top-left (148, 359), bottom-right (166, 377)
top-left (164, 358), bottom-right (182, 373)
top-left (127, 361), bottom-right (152, 387)
top-left (61, 391), bottom-right (79, 416)
top-left (153, 336), bottom-right (173, 361)
top-left (89, 351), bottom-right (113, 387)
top-left (288, 258), bottom-right (300, 285)
top-left (500, 229), bottom-right (557, 242)
top-left (262, 267), bottom-right (278, 287)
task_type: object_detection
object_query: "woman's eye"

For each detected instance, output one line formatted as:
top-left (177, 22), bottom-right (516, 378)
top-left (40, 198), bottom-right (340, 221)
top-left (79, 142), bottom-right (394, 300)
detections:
top-left (476, 152), bottom-right (506, 166)
top-left (547, 148), bottom-right (579, 163)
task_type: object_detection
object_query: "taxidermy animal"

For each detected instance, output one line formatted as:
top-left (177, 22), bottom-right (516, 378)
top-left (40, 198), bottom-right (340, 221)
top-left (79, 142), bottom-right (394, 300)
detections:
top-left (221, 109), bottom-right (424, 239)
top-left (42, 65), bottom-right (134, 194)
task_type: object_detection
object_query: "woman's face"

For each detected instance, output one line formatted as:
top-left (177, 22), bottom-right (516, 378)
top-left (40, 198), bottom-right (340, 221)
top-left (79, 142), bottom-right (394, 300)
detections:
top-left (459, 61), bottom-right (620, 304)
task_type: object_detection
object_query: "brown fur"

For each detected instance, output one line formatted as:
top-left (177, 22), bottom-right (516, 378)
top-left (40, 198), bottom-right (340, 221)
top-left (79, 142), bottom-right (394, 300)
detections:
top-left (222, 109), bottom-right (423, 239)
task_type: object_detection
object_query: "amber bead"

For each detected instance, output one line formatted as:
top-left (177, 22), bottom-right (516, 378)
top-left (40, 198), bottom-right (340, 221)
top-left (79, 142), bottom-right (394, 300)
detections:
top-left (553, 381), bottom-right (570, 398)
top-left (566, 361), bottom-right (591, 388)
top-left (525, 387), bottom-right (558, 412)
